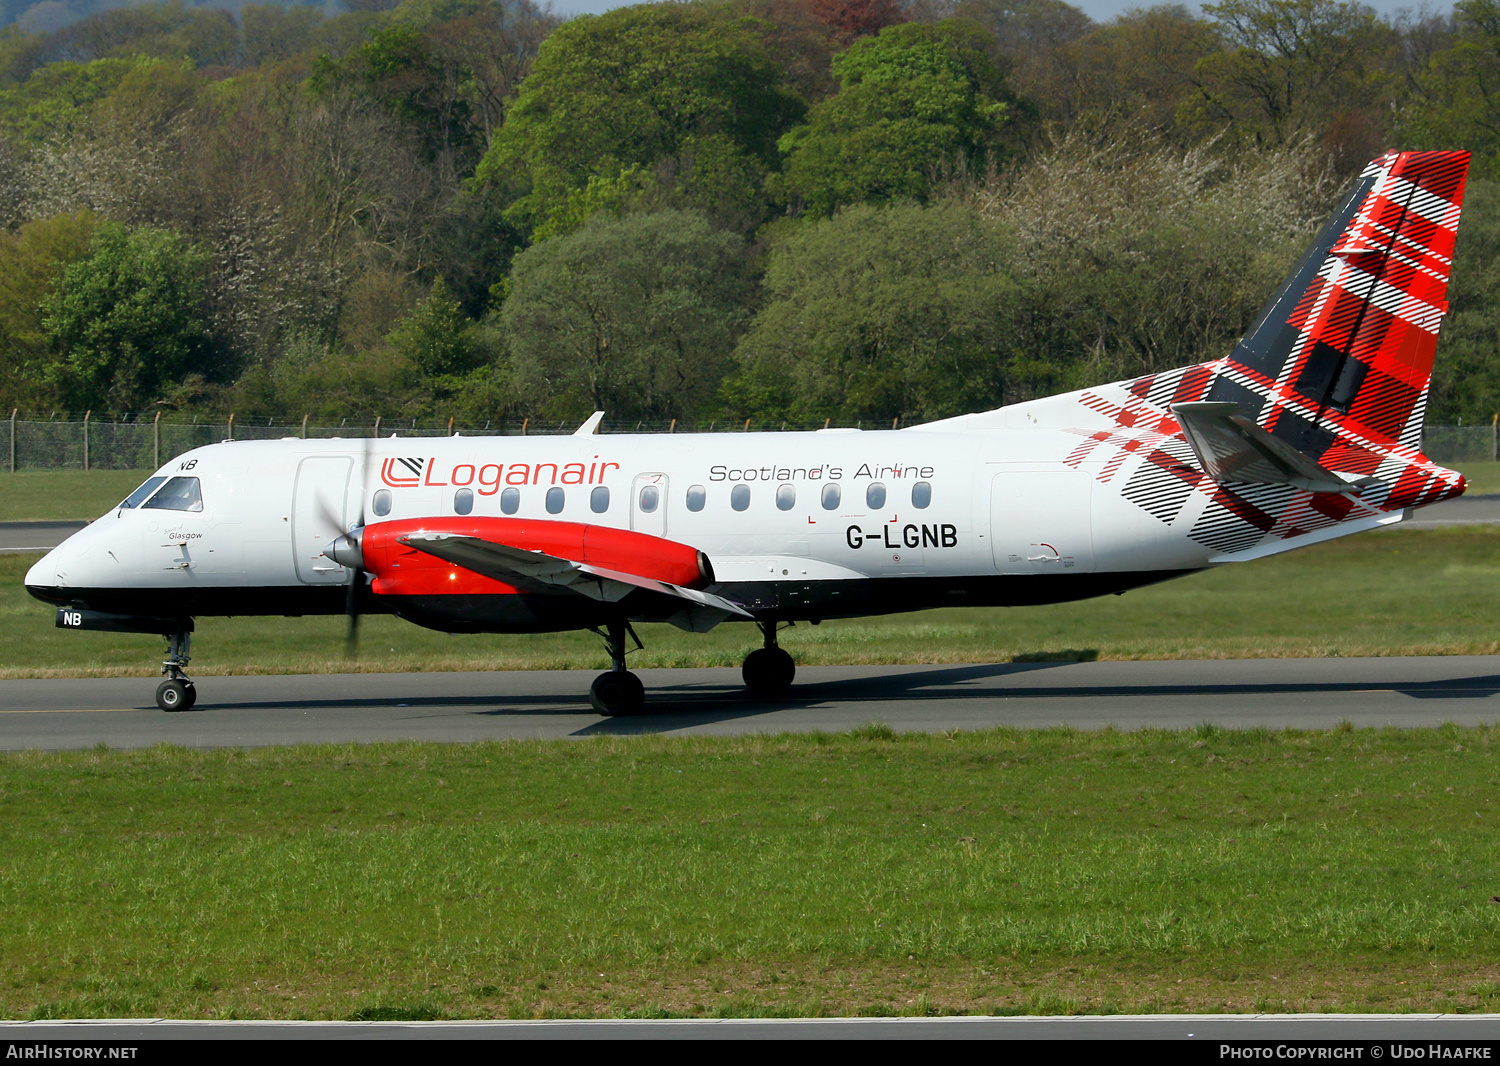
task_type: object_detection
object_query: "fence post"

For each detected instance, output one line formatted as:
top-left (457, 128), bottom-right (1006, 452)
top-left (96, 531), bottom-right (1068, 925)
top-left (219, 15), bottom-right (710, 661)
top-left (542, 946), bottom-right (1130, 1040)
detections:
top-left (153, 411), bottom-right (160, 469)
top-left (521, 418), bottom-right (527, 437)
top-left (1492, 412), bottom-right (1496, 463)
top-left (83, 410), bottom-right (90, 471)
top-left (301, 413), bottom-right (308, 439)
top-left (373, 416), bottom-right (381, 438)
top-left (669, 418), bottom-right (676, 434)
top-left (447, 417), bottom-right (453, 436)
top-left (227, 412), bottom-right (234, 441)
top-left (8, 409), bottom-right (14, 473)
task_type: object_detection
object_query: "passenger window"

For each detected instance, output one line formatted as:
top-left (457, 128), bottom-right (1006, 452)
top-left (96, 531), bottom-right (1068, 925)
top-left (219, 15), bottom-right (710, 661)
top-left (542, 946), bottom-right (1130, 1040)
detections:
top-left (119, 476), bottom-right (166, 509)
top-left (821, 483), bottom-right (840, 510)
top-left (731, 484), bottom-right (750, 511)
top-left (454, 488), bottom-right (474, 516)
top-left (372, 489), bottom-right (392, 517)
top-left (686, 485), bottom-right (705, 512)
top-left (776, 484), bottom-right (795, 511)
top-left (639, 485), bottom-right (659, 513)
top-left (141, 476), bottom-right (203, 512)
top-left (912, 481), bottom-right (932, 509)
top-left (591, 486), bottom-right (610, 513)
top-left (866, 482), bottom-right (886, 510)
top-left (546, 486), bottom-right (565, 514)
top-left (500, 487), bottom-right (520, 515)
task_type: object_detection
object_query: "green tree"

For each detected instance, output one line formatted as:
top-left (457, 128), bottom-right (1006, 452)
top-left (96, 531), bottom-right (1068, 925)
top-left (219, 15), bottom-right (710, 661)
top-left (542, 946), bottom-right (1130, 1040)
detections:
top-left (1401, 0), bottom-right (1500, 176)
top-left (984, 131), bottom-right (1336, 395)
top-left (41, 221), bottom-right (215, 412)
top-left (0, 56), bottom-right (144, 144)
top-left (1030, 5), bottom-right (1218, 131)
top-left (1188, 0), bottom-right (1394, 156)
top-left (0, 210), bottom-right (96, 409)
top-left (388, 275), bottom-right (483, 378)
top-left (1430, 178), bottom-right (1500, 424)
top-left (475, 4), bottom-right (805, 236)
top-left (501, 209), bottom-right (752, 420)
top-left (728, 200), bottom-right (1018, 422)
top-left (777, 20), bottom-right (1024, 217)
top-left (310, 22), bottom-right (476, 163)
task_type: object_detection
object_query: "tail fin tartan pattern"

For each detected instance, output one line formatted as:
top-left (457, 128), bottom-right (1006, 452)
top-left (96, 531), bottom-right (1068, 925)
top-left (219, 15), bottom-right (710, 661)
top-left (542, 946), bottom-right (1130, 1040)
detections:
top-left (1065, 150), bottom-right (1470, 553)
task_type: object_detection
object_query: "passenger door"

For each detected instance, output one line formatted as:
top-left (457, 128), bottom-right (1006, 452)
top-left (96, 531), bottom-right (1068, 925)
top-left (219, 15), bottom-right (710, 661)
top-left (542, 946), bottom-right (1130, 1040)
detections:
top-left (291, 456), bottom-right (353, 584)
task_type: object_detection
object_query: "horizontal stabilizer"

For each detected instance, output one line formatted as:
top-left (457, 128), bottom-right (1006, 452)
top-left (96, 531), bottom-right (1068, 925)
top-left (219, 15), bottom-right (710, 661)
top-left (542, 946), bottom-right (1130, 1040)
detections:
top-left (1170, 402), bottom-right (1377, 494)
top-left (398, 532), bottom-right (752, 618)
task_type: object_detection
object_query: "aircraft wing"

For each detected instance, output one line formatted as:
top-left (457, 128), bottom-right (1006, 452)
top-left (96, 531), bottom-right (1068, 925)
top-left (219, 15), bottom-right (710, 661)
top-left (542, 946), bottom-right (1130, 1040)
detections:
top-left (397, 531), bottom-right (754, 621)
top-left (1170, 402), bottom-right (1379, 494)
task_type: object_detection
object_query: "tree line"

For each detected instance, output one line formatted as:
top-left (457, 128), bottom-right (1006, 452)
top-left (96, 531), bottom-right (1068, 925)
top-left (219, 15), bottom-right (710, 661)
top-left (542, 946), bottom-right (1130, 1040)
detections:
top-left (3, 0), bottom-right (1500, 429)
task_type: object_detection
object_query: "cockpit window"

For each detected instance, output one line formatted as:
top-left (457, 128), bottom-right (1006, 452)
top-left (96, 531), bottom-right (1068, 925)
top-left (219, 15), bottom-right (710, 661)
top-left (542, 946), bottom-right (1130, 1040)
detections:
top-left (141, 476), bottom-right (203, 512)
top-left (119, 476), bottom-right (167, 509)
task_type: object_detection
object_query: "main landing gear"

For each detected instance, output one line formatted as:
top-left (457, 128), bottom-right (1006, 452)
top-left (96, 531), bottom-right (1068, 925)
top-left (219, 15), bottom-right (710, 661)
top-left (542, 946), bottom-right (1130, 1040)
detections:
top-left (742, 621), bottom-right (795, 698)
top-left (589, 620), bottom-right (646, 716)
top-left (155, 625), bottom-right (196, 712)
top-left (585, 619), bottom-right (799, 715)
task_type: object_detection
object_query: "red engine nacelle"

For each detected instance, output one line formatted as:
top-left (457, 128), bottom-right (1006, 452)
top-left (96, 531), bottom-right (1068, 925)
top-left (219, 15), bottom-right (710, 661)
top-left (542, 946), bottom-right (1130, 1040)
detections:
top-left (357, 518), bottom-right (713, 598)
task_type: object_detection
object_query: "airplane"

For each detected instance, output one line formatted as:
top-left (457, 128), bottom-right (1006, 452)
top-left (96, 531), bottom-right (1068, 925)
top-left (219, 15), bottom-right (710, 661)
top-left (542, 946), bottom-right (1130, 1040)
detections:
top-left (26, 149), bottom-right (1472, 715)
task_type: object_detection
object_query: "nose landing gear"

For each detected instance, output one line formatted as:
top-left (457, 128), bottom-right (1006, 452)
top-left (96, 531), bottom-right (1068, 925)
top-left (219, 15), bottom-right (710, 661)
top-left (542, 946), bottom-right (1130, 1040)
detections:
top-left (588, 620), bottom-right (645, 716)
top-left (156, 625), bottom-right (196, 712)
top-left (742, 621), bottom-right (795, 697)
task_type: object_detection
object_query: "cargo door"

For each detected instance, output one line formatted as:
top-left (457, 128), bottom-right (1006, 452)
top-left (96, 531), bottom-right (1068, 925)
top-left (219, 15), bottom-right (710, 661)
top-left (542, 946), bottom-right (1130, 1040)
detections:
top-left (989, 467), bottom-right (1095, 574)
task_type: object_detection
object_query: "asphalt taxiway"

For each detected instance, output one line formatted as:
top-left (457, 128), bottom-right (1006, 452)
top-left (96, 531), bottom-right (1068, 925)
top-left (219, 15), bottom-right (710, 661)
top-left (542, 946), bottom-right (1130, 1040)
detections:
top-left (0, 520), bottom-right (84, 554)
top-left (1, 655), bottom-right (1498, 749)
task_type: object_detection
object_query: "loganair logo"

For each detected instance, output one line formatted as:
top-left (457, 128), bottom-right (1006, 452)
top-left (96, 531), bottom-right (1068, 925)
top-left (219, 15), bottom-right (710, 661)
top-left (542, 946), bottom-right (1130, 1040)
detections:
top-left (381, 455), bottom-right (623, 490)
top-left (381, 457), bottom-right (428, 486)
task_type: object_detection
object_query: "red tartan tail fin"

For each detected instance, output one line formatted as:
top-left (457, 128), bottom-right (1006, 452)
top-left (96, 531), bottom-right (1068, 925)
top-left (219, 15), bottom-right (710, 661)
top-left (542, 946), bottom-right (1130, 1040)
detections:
top-left (1123, 150), bottom-right (1470, 512)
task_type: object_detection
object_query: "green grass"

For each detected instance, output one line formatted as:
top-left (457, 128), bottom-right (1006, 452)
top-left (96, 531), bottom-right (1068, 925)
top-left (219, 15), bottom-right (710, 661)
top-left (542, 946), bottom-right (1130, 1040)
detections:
top-left (6, 727), bottom-right (1500, 1019)
top-left (5, 524), bottom-right (1500, 677)
top-left (1457, 461), bottom-right (1500, 495)
top-left (0, 470), bottom-right (151, 522)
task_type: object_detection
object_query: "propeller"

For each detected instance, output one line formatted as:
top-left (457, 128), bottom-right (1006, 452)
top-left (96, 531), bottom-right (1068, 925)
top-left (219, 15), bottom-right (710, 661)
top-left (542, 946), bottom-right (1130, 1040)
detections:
top-left (320, 434), bottom-right (374, 660)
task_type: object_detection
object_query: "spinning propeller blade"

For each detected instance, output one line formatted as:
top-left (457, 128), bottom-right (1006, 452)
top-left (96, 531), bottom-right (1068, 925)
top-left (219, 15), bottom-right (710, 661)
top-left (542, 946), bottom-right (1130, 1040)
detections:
top-left (343, 434), bottom-right (373, 660)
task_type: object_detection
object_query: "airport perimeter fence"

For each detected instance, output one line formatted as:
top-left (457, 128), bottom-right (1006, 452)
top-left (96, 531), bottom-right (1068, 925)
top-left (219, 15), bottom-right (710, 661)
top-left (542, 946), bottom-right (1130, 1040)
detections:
top-left (0, 412), bottom-right (909, 471)
top-left (0, 412), bottom-right (1495, 472)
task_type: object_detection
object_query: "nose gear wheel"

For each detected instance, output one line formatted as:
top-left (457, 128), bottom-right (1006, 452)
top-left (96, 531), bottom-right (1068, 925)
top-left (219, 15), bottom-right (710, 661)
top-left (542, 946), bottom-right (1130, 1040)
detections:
top-left (156, 624), bottom-right (196, 711)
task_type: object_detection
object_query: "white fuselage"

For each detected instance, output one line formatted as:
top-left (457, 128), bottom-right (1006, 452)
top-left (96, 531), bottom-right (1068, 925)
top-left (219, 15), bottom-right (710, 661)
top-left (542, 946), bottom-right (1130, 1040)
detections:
top-left (24, 421), bottom-right (1408, 629)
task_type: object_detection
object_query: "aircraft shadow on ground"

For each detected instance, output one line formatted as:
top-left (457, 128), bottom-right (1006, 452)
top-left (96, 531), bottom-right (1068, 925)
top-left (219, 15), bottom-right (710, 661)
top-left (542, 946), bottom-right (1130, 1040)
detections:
top-left (181, 663), bottom-right (1500, 728)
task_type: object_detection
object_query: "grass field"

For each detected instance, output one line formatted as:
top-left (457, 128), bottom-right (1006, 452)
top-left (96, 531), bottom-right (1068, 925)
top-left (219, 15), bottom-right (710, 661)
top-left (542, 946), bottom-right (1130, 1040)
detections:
top-left (4, 727), bottom-right (1500, 1019)
top-left (4, 523), bottom-right (1499, 677)
top-left (0, 469), bottom-right (150, 522)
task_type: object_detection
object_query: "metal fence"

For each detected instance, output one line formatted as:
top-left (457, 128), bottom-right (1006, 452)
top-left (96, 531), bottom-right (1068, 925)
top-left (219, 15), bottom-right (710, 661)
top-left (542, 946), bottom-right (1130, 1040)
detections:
top-left (0, 412), bottom-right (1495, 471)
top-left (0, 413), bottom-right (905, 471)
top-left (1422, 424), bottom-right (1497, 465)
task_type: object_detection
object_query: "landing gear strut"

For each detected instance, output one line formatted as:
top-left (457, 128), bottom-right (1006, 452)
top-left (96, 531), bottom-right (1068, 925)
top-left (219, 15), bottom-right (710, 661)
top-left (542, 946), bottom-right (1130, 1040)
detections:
top-left (742, 621), bottom-right (795, 698)
top-left (589, 620), bottom-right (645, 716)
top-left (156, 624), bottom-right (196, 712)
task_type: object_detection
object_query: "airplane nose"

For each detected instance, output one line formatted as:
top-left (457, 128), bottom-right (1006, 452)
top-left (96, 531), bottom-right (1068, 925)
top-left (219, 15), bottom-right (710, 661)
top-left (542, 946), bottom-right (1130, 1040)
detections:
top-left (24, 549), bottom-right (59, 589)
